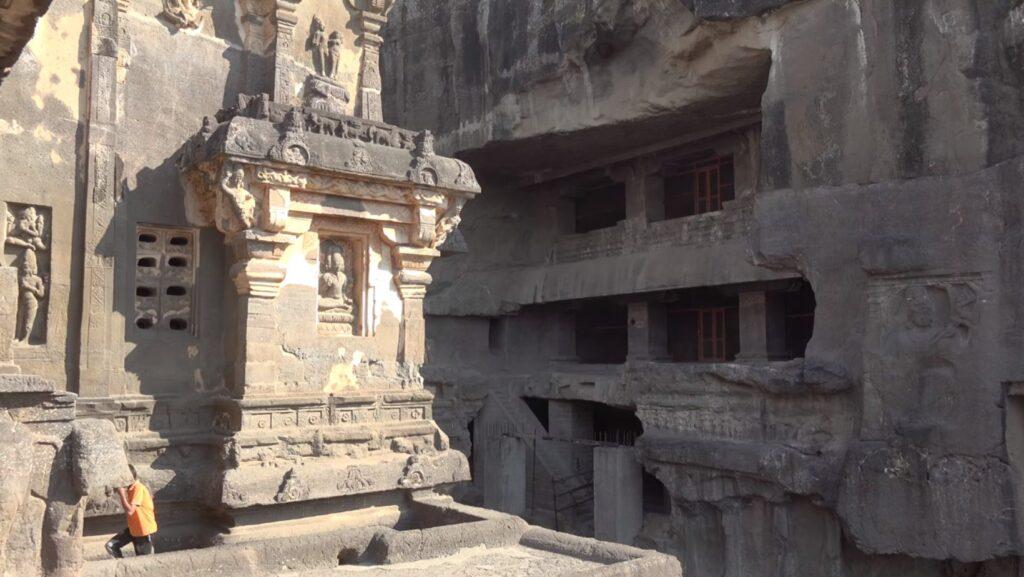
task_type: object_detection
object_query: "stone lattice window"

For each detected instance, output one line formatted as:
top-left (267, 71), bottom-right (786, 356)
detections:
top-left (134, 225), bottom-right (196, 333)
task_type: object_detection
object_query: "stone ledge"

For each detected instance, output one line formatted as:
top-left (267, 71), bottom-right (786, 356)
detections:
top-left (0, 373), bottom-right (55, 394)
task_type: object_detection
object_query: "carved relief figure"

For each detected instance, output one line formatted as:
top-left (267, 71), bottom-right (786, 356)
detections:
top-left (318, 240), bottom-right (356, 335)
top-left (304, 76), bottom-right (350, 116)
top-left (219, 165), bottom-right (256, 232)
top-left (307, 16), bottom-right (341, 79)
top-left (881, 283), bottom-right (976, 445)
top-left (327, 32), bottom-right (342, 79)
top-left (5, 205), bottom-right (49, 344)
top-left (160, 0), bottom-right (202, 29)
top-left (16, 251), bottom-right (45, 344)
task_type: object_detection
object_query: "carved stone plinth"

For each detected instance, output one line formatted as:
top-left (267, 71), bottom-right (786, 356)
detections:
top-left (177, 95), bottom-right (479, 507)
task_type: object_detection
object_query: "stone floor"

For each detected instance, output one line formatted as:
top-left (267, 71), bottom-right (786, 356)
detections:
top-left (276, 545), bottom-right (601, 577)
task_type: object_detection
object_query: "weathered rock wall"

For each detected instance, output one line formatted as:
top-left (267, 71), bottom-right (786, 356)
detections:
top-left (384, 0), bottom-right (1024, 575)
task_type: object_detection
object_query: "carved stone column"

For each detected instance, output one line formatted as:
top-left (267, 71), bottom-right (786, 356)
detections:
top-left (393, 246), bottom-right (437, 365)
top-left (271, 0), bottom-right (300, 104)
top-left (346, 0), bottom-right (394, 122)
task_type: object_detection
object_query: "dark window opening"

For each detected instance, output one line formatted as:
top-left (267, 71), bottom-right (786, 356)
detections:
top-left (574, 180), bottom-right (626, 233)
top-left (136, 287), bottom-right (155, 297)
top-left (642, 471), bottom-right (671, 515)
top-left (168, 257), bottom-right (188, 268)
top-left (663, 154), bottom-right (735, 219)
top-left (523, 397), bottom-right (550, 432)
top-left (138, 233), bottom-right (158, 244)
top-left (488, 317), bottom-right (505, 353)
top-left (783, 281), bottom-right (815, 358)
top-left (666, 288), bottom-right (739, 362)
top-left (575, 301), bottom-right (628, 364)
top-left (166, 286), bottom-right (187, 296)
top-left (467, 419), bottom-right (475, 452)
top-left (136, 317), bottom-right (155, 330)
top-left (169, 236), bottom-right (190, 246)
top-left (137, 257), bottom-right (158, 268)
top-left (169, 319), bottom-right (188, 331)
top-left (592, 403), bottom-right (642, 446)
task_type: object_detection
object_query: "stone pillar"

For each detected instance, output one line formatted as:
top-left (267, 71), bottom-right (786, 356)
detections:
top-left (594, 446), bottom-right (643, 545)
top-left (394, 246), bottom-right (438, 365)
top-left (226, 232), bottom-right (294, 393)
top-left (271, 0), bottom-right (301, 104)
top-left (628, 301), bottom-right (667, 361)
top-left (624, 162), bottom-right (663, 227)
top-left (482, 435), bottom-right (527, 516)
top-left (549, 400), bottom-right (594, 474)
top-left (736, 291), bottom-right (768, 361)
top-left (551, 311), bottom-right (577, 361)
top-left (765, 292), bottom-right (788, 359)
top-left (737, 290), bottom-right (787, 361)
top-left (348, 0), bottom-right (395, 121)
top-left (78, 0), bottom-right (127, 398)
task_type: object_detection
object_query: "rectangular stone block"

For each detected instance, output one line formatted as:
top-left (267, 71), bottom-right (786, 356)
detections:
top-left (594, 446), bottom-right (643, 545)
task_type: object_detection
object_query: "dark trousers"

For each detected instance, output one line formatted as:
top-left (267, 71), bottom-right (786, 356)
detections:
top-left (105, 528), bottom-right (154, 558)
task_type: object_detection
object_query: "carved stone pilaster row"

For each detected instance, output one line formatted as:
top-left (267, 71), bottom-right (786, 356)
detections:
top-left (271, 0), bottom-right (300, 104)
top-left (346, 0), bottom-right (394, 122)
top-left (79, 0), bottom-right (129, 397)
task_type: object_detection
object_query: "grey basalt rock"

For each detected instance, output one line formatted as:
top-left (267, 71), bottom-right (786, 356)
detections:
top-left (0, 414), bottom-right (35, 574)
top-left (837, 443), bottom-right (1018, 561)
top-left (681, 0), bottom-right (801, 21)
top-left (71, 419), bottom-right (134, 500)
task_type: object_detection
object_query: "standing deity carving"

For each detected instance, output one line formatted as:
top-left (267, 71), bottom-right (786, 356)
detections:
top-left (4, 206), bottom-right (48, 344)
top-left (307, 17), bottom-right (343, 80)
top-left (16, 251), bottom-right (45, 344)
top-left (219, 165), bottom-right (256, 233)
top-left (318, 240), bottom-right (355, 335)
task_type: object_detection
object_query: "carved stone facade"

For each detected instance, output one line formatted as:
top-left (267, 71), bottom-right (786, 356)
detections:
top-left (175, 83), bottom-right (481, 510)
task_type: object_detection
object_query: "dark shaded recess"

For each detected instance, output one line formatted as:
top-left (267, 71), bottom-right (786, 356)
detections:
top-left (488, 317), bottom-right (504, 352)
top-left (759, 100), bottom-right (792, 190)
top-left (462, 102), bottom-right (765, 183)
top-left (642, 471), bottom-right (671, 514)
top-left (592, 402), bottom-right (643, 443)
top-left (575, 301), bottom-right (629, 364)
top-left (575, 179), bottom-right (626, 233)
top-left (681, 0), bottom-right (802, 21)
top-left (893, 1), bottom-right (926, 178)
top-left (523, 397), bottom-right (550, 432)
top-left (783, 281), bottom-right (815, 358)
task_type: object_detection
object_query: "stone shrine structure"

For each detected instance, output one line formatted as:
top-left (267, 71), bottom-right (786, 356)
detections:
top-left (0, 0), bottom-right (681, 575)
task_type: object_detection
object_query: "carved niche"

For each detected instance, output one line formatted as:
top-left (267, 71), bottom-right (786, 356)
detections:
top-left (3, 203), bottom-right (50, 345)
top-left (863, 276), bottom-right (980, 447)
top-left (318, 238), bottom-right (360, 335)
top-left (303, 17), bottom-right (350, 115)
top-left (307, 16), bottom-right (341, 80)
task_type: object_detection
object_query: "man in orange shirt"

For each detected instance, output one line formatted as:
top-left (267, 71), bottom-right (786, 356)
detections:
top-left (104, 465), bottom-right (158, 558)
